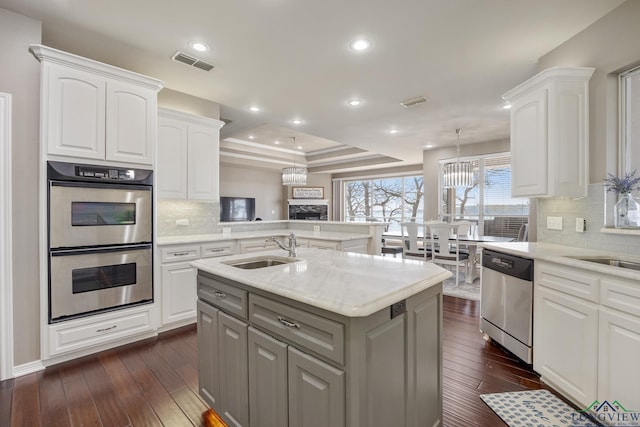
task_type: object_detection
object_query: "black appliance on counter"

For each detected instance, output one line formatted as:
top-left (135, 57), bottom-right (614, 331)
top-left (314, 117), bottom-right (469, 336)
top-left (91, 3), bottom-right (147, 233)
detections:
top-left (47, 161), bottom-right (154, 323)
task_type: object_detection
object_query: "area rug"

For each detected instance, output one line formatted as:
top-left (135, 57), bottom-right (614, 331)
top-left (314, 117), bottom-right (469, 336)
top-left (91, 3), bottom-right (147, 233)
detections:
top-left (442, 272), bottom-right (480, 301)
top-left (480, 389), bottom-right (598, 427)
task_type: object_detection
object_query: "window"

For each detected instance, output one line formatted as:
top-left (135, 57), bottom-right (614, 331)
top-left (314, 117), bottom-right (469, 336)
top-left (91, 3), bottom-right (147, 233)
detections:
top-left (620, 66), bottom-right (640, 180)
top-left (440, 154), bottom-right (529, 238)
top-left (343, 175), bottom-right (423, 233)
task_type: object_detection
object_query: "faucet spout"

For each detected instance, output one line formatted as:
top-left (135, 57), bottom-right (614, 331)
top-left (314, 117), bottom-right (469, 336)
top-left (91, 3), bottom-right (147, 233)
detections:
top-left (264, 233), bottom-right (297, 257)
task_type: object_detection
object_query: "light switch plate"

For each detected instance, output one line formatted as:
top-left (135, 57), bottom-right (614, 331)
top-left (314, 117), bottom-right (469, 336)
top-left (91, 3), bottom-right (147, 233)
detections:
top-left (175, 218), bottom-right (189, 226)
top-left (576, 217), bottom-right (586, 232)
top-left (313, 225), bottom-right (320, 232)
top-left (547, 216), bottom-right (563, 230)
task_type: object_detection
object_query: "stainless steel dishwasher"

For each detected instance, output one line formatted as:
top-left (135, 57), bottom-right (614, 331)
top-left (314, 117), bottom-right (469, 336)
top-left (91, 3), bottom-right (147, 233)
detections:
top-left (480, 249), bottom-right (534, 364)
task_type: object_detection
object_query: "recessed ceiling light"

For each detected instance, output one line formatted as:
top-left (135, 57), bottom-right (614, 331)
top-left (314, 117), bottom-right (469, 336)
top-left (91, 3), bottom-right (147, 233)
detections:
top-left (388, 129), bottom-right (398, 134)
top-left (347, 98), bottom-right (363, 107)
top-left (350, 38), bottom-right (371, 51)
top-left (290, 119), bottom-right (304, 125)
top-left (274, 140), bottom-right (280, 145)
top-left (297, 146), bottom-right (303, 150)
top-left (248, 135), bottom-right (255, 139)
top-left (189, 41), bottom-right (209, 52)
top-left (502, 103), bottom-right (512, 110)
top-left (249, 105), bottom-right (260, 112)
top-left (424, 144), bottom-right (434, 149)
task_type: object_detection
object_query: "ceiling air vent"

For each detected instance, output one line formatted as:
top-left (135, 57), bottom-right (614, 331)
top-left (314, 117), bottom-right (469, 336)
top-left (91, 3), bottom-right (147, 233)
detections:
top-left (171, 51), bottom-right (214, 72)
top-left (400, 96), bottom-right (429, 108)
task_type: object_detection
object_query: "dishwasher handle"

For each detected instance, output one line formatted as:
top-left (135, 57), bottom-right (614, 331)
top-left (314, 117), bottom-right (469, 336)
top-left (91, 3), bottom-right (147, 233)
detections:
top-left (482, 249), bottom-right (533, 281)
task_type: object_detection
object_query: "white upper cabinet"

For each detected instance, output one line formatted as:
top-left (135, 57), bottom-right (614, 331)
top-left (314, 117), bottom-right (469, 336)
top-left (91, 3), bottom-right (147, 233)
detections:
top-left (503, 67), bottom-right (594, 198)
top-left (30, 44), bottom-right (163, 166)
top-left (157, 108), bottom-right (224, 201)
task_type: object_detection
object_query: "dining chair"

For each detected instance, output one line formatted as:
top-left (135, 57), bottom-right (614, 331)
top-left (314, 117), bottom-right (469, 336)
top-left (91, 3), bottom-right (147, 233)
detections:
top-left (515, 223), bottom-right (529, 242)
top-left (401, 222), bottom-right (430, 260)
top-left (429, 223), bottom-right (469, 285)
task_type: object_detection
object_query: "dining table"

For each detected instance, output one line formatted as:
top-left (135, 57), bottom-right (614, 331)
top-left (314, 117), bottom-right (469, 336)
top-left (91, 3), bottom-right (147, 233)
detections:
top-left (382, 229), bottom-right (514, 283)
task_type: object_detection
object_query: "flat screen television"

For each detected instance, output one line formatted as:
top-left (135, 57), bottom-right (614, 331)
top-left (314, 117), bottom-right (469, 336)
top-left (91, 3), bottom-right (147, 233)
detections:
top-left (220, 197), bottom-right (256, 222)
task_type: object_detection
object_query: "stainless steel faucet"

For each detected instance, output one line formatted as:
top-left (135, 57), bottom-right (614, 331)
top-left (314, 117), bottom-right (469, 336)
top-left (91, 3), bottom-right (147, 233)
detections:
top-left (264, 233), bottom-right (297, 257)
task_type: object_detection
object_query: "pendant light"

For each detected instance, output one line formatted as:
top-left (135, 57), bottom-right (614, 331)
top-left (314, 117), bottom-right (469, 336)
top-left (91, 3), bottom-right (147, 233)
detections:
top-left (442, 128), bottom-right (473, 188)
top-left (282, 136), bottom-right (307, 186)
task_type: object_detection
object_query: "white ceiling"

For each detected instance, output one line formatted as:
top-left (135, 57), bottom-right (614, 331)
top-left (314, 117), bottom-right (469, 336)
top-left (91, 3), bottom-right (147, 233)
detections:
top-left (0, 0), bottom-right (626, 172)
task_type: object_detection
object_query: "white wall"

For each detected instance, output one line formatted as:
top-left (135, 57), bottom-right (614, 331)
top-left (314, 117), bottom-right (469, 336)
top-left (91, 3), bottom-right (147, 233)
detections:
top-left (220, 164), bottom-right (285, 220)
top-left (0, 9), bottom-right (42, 365)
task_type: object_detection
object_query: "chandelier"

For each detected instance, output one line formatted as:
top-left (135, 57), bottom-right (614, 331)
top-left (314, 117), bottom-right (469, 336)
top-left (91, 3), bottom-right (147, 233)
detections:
top-left (282, 137), bottom-right (307, 186)
top-left (442, 128), bottom-right (473, 188)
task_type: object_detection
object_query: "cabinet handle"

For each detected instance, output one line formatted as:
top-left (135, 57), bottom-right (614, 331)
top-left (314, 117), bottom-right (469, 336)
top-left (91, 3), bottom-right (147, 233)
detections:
top-left (213, 291), bottom-right (226, 299)
top-left (174, 251), bottom-right (191, 257)
top-left (96, 325), bottom-right (117, 333)
top-left (208, 248), bottom-right (225, 253)
top-left (277, 316), bottom-right (300, 329)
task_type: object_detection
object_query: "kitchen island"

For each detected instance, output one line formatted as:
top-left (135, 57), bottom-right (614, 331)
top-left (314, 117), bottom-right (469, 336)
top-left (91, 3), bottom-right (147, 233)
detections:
top-left (193, 248), bottom-right (450, 427)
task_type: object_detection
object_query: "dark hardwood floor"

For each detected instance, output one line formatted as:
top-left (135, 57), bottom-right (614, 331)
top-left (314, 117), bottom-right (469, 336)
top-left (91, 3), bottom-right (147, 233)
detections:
top-left (1, 296), bottom-right (558, 426)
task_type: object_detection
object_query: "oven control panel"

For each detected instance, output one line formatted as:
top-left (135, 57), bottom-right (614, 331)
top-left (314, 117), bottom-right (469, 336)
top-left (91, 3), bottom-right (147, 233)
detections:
top-left (76, 165), bottom-right (135, 180)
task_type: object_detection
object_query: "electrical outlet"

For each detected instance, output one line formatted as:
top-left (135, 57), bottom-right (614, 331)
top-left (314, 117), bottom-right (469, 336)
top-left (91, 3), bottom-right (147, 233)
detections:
top-left (547, 216), bottom-right (563, 230)
top-left (175, 218), bottom-right (189, 226)
top-left (313, 225), bottom-right (320, 232)
top-left (576, 217), bottom-right (586, 233)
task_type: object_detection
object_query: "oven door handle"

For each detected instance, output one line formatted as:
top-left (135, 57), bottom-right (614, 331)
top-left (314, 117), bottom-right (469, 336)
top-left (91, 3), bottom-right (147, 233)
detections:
top-left (50, 243), bottom-right (152, 256)
top-left (50, 180), bottom-right (152, 192)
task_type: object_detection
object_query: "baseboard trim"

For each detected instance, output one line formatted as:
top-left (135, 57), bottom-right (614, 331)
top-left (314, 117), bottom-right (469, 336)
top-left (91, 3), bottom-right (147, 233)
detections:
top-left (12, 360), bottom-right (45, 378)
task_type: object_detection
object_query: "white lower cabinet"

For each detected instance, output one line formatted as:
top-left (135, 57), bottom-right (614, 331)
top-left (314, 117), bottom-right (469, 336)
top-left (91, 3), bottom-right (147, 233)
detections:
top-left (197, 270), bottom-right (442, 427)
top-left (535, 260), bottom-right (640, 413)
top-left (161, 261), bottom-right (198, 325)
top-left (534, 285), bottom-right (598, 407)
top-left (598, 307), bottom-right (640, 411)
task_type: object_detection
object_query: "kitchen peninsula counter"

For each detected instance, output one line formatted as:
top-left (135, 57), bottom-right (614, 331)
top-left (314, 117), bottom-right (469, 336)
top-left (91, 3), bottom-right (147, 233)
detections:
top-left (194, 248), bottom-right (450, 426)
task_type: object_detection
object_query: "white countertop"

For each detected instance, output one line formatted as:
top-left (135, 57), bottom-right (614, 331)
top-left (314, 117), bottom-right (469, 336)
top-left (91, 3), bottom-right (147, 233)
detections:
top-left (157, 229), bottom-right (372, 246)
top-left (192, 248), bottom-right (451, 318)
top-left (481, 242), bottom-right (640, 281)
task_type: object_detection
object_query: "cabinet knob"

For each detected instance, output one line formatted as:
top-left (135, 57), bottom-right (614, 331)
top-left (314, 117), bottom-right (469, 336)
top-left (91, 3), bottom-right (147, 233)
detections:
top-left (213, 291), bottom-right (226, 299)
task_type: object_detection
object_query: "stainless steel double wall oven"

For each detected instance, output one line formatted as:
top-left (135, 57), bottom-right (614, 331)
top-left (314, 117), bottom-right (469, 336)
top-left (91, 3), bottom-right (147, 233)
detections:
top-left (48, 161), bottom-right (154, 323)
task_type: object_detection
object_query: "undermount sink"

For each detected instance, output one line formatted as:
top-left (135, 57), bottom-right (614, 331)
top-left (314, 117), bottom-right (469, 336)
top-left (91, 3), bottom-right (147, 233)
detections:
top-left (569, 256), bottom-right (640, 271)
top-left (223, 255), bottom-right (299, 270)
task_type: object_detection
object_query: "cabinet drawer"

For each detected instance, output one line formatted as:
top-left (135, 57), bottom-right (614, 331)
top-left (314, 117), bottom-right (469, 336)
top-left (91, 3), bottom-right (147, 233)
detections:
top-left (49, 308), bottom-right (153, 356)
top-left (536, 262), bottom-right (599, 303)
top-left (161, 245), bottom-right (200, 263)
top-left (201, 241), bottom-right (235, 258)
top-left (249, 294), bottom-right (345, 364)
top-left (601, 276), bottom-right (640, 317)
top-left (307, 239), bottom-right (340, 251)
top-left (198, 275), bottom-right (248, 319)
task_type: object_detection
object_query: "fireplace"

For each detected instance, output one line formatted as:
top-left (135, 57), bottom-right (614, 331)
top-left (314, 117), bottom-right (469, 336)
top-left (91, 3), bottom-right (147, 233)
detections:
top-left (288, 199), bottom-right (329, 221)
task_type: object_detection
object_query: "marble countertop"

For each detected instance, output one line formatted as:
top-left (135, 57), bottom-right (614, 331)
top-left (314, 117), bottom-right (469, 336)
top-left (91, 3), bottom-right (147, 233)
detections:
top-left (157, 229), bottom-right (372, 246)
top-left (480, 242), bottom-right (640, 281)
top-left (192, 248), bottom-right (451, 318)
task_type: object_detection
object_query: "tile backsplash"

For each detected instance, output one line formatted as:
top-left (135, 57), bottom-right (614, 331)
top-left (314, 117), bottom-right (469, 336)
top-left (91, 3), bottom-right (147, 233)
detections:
top-left (537, 184), bottom-right (640, 255)
top-left (157, 200), bottom-right (219, 236)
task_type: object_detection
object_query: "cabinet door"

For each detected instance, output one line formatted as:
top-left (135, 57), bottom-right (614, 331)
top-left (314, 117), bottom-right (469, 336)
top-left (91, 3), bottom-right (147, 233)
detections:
top-left (44, 63), bottom-right (106, 160)
top-left (218, 312), bottom-right (249, 427)
top-left (510, 87), bottom-right (548, 197)
top-left (197, 300), bottom-right (220, 409)
top-left (238, 239), bottom-right (279, 253)
top-left (105, 81), bottom-right (156, 165)
top-left (598, 307), bottom-right (640, 410)
top-left (288, 346), bottom-right (345, 427)
top-left (187, 123), bottom-right (219, 200)
top-left (248, 327), bottom-right (288, 427)
top-left (534, 285), bottom-right (598, 407)
top-left (157, 117), bottom-right (188, 199)
top-left (161, 262), bottom-right (197, 325)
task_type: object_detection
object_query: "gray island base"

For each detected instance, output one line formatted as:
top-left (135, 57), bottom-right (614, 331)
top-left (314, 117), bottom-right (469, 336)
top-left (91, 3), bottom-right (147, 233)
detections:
top-left (192, 248), bottom-right (450, 427)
